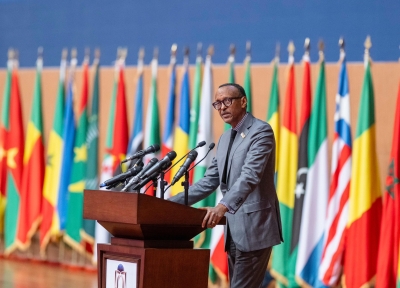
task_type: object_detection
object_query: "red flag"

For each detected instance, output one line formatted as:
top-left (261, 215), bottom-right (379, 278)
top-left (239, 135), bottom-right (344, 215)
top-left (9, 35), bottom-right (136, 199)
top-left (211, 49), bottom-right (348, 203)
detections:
top-left (376, 82), bottom-right (400, 287)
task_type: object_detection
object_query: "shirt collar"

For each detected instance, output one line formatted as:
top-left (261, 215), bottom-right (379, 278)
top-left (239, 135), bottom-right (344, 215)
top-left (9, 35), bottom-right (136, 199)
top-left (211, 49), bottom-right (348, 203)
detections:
top-left (232, 112), bottom-right (248, 131)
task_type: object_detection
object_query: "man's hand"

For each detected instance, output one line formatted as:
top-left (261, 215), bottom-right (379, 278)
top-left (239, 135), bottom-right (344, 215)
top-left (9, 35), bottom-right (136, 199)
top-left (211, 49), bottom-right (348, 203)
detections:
top-left (199, 204), bottom-right (228, 228)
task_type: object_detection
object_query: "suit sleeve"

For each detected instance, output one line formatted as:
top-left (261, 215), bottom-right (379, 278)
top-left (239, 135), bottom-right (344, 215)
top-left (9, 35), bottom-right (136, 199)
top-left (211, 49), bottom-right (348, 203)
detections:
top-left (168, 154), bottom-right (220, 205)
top-left (220, 124), bottom-right (275, 213)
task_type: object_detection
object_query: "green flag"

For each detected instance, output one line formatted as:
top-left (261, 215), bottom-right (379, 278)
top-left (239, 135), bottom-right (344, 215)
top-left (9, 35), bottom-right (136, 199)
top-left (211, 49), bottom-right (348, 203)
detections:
top-left (244, 56), bottom-right (252, 113)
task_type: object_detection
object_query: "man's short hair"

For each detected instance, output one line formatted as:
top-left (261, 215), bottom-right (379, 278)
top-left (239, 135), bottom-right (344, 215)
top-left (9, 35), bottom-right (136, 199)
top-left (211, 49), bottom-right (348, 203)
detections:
top-left (219, 83), bottom-right (247, 97)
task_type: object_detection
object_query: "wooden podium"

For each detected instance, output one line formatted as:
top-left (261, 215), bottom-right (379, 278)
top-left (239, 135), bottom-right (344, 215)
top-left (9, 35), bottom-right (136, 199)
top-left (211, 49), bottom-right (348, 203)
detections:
top-left (84, 189), bottom-right (223, 288)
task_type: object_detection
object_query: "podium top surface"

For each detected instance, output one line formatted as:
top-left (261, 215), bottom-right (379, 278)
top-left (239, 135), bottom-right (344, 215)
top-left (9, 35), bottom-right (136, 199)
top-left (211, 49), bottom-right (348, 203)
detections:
top-left (84, 189), bottom-right (209, 226)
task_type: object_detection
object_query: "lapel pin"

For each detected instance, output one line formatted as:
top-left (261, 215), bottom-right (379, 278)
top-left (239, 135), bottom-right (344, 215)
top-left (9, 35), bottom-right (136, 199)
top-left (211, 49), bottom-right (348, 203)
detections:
top-left (241, 132), bottom-right (246, 138)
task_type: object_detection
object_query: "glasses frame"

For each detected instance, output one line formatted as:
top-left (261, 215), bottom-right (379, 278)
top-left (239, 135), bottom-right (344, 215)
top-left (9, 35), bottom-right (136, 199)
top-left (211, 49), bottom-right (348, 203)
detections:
top-left (212, 96), bottom-right (244, 110)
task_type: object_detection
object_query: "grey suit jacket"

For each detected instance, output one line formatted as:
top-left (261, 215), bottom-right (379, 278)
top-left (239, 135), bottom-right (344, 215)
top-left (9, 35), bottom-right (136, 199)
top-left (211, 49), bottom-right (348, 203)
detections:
top-left (169, 113), bottom-right (283, 252)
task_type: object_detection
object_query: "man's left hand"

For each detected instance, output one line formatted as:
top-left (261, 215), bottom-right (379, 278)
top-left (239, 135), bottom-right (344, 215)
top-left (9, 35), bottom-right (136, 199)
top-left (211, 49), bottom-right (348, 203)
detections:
top-left (199, 204), bottom-right (228, 228)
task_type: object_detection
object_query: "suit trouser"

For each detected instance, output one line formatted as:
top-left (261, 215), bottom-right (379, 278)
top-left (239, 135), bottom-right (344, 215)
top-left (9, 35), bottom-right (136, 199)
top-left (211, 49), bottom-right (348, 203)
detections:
top-left (227, 232), bottom-right (272, 288)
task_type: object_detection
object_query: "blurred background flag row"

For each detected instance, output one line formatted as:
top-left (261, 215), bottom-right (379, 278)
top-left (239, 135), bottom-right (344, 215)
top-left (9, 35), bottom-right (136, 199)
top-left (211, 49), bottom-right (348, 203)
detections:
top-left (0, 37), bottom-right (399, 287)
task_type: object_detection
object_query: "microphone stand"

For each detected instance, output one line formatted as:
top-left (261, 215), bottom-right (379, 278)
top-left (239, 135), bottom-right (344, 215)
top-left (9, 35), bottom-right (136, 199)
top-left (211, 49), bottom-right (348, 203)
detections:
top-left (182, 171), bottom-right (190, 206)
top-left (160, 171), bottom-right (166, 199)
top-left (151, 177), bottom-right (158, 197)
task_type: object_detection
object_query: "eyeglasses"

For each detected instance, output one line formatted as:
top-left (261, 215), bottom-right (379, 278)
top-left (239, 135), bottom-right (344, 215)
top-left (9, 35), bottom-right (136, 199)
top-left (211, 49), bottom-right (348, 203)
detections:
top-left (212, 96), bottom-right (244, 110)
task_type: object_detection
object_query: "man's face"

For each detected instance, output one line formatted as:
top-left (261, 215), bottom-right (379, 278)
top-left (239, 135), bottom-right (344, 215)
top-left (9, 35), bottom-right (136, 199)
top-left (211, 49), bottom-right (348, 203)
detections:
top-left (214, 86), bottom-right (247, 127)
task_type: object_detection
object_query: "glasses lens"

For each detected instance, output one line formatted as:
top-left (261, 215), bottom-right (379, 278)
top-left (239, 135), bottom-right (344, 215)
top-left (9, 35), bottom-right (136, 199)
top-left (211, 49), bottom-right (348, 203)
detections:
top-left (212, 101), bottom-right (221, 110)
top-left (222, 98), bottom-right (233, 107)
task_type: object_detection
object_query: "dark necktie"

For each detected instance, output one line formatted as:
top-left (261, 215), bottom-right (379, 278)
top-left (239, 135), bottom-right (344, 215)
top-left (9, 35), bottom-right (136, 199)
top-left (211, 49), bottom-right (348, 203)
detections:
top-left (222, 129), bottom-right (237, 184)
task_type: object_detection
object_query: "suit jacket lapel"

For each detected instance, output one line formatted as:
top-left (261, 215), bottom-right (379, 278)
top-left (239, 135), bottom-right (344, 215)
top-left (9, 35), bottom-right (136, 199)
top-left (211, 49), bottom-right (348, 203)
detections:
top-left (227, 114), bottom-right (255, 180)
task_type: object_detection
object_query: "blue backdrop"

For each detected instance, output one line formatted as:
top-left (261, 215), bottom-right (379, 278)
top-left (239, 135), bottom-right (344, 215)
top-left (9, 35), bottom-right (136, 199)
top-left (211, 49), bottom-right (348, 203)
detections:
top-left (0, 0), bottom-right (399, 67)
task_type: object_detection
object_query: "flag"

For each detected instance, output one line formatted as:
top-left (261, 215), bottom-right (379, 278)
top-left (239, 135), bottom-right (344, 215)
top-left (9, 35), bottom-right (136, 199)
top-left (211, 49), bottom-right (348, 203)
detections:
top-left (127, 54), bottom-right (144, 158)
top-left (57, 57), bottom-right (77, 233)
top-left (95, 57), bottom-right (128, 261)
top-left (40, 53), bottom-right (67, 254)
top-left (0, 58), bottom-right (12, 234)
top-left (376, 82), bottom-right (400, 288)
top-left (81, 55), bottom-right (100, 257)
top-left (144, 55), bottom-right (161, 195)
top-left (243, 55), bottom-right (252, 113)
top-left (271, 52), bottom-right (297, 286)
top-left (319, 54), bottom-right (352, 286)
top-left (296, 57), bottom-right (329, 288)
top-left (188, 51), bottom-right (202, 184)
top-left (224, 52), bottom-right (235, 131)
top-left (17, 55), bottom-right (45, 250)
top-left (170, 59), bottom-right (190, 196)
top-left (287, 52), bottom-right (311, 287)
top-left (266, 57), bottom-right (280, 182)
top-left (4, 61), bottom-right (25, 255)
top-left (64, 60), bottom-right (89, 253)
top-left (162, 55), bottom-right (177, 184)
top-left (344, 57), bottom-right (382, 288)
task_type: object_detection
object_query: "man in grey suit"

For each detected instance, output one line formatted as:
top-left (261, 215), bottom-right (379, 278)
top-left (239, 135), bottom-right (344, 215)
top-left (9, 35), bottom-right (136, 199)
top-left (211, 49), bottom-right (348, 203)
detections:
top-left (169, 83), bottom-right (283, 288)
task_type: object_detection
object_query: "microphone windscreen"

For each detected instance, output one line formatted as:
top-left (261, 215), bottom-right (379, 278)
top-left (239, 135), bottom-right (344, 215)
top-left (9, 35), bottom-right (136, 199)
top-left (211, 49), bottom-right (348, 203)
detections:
top-left (166, 151), bottom-right (177, 161)
top-left (197, 141), bottom-right (206, 147)
top-left (152, 144), bottom-right (160, 152)
top-left (209, 143), bottom-right (215, 149)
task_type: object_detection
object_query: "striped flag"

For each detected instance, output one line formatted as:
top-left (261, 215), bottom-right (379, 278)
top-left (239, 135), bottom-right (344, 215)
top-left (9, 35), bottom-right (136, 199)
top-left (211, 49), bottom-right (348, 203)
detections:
top-left (376, 81), bottom-right (400, 287)
top-left (296, 56), bottom-right (329, 287)
top-left (81, 53), bottom-right (100, 257)
top-left (266, 56), bottom-right (280, 182)
top-left (344, 54), bottom-right (382, 288)
top-left (18, 54), bottom-right (45, 250)
top-left (170, 56), bottom-right (190, 196)
top-left (144, 54), bottom-right (161, 171)
top-left (243, 53), bottom-right (252, 113)
top-left (127, 51), bottom-right (144, 158)
top-left (192, 52), bottom-right (215, 241)
top-left (57, 54), bottom-right (77, 233)
top-left (162, 52), bottom-right (177, 184)
top-left (64, 58), bottom-right (89, 253)
top-left (0, 57), bottom-right (13, 234)
top-left (40, 52), bottom-right (67, 254)
top-left (319, 52), bottom-right (351, 286)
top-left (271, 48), bottom-right (297, 286)
top-left (188, 48), bottom-right (202, 184)
top-left (4, 58), bottom-right (25, 255)
top-left (288, 51), bottom-right (311, 287)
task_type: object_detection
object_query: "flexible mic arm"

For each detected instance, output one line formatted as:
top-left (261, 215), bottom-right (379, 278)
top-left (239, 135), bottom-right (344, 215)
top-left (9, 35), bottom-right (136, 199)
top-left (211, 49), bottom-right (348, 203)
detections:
top-left (164, 142), bottom-right (215, 192)
top-left (164, 141), bottom-right (206, 174)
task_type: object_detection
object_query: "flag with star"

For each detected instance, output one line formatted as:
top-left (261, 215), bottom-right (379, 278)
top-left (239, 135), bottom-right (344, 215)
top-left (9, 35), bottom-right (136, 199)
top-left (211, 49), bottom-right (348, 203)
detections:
top-left (64, 59), bottom-right (89, 253)
top-left (40, 52), bottom-right (67, 255)
top-left (0, 57), bottom-right (12, 234)
top-left (376, 81), bottom-right (400, 288)
top-left (287, 51), bottom-right (311, 287)
top-left (344, 55), bottom-right (382, 288)
top-left (296, 56), bottom-right (329, 288)
top-left (271, 48), bottom-right (298, 286)
top-left (17, 54), bottom-right (45, 251)
top-left (4, 60), bottom-right (25, 255)
top-left (81, 53), bottom-right (100, 257)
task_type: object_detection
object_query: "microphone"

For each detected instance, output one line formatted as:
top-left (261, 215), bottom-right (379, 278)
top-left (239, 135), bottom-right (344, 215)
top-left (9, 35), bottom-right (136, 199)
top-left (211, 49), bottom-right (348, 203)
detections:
top-left (141, 151), bottom-right (177, 179)
top-left (187, 143), bottom-right (215, 173)
top-left (100, 162), bottom-right (144, 188)
top-left (133, 159), bottom-right (173, 191)
top-left (165, 143), bottom-right (215, 192)
top-left (164, 141), bottom-right (206, 174)
top-left (171, 150), bottom-right (198, 185)
top-left (121, 158), bottom-right (159, 191)
top-left (122, 144), bottom-right (160, 163)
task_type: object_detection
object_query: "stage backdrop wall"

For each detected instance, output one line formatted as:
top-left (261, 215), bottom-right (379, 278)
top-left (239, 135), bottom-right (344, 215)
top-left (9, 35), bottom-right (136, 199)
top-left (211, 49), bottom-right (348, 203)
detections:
top-left (0, 0), bottom-right (399, 66)
top-left (0, 60), bottom-right (399, 191)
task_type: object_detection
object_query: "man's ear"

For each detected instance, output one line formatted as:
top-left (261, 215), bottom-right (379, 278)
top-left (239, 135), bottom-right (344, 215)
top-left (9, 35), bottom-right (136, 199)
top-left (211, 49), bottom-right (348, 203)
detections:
top-left (241, 96), bottom-right (247, 108)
